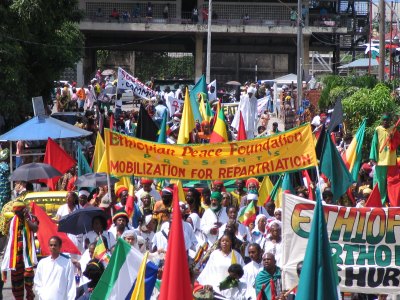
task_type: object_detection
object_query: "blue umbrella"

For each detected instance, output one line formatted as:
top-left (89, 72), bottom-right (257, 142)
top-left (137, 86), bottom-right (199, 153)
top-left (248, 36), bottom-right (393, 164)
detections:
top-left (0, 116), bottom-right (92, 141)
top-left (58, 207), bottom-right (106, 235)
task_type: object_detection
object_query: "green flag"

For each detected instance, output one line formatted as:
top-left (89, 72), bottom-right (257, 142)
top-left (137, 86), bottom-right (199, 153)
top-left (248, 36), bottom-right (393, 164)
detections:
top-left (296, 189), bottom-right (339, 300)
top-left (189, 75), bottom-right (207, 122)
top-left (157, 110), bottom-right (168, 143)
top-left (320, 132), bottom-right (354, 202)
top-left (77, 146), bottom-right (92, 177)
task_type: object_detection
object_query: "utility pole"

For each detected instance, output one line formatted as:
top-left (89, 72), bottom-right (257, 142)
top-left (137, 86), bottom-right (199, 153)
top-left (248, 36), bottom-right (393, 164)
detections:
top-left (297, 0), bottom-right (303, 110)
top-left (206, 0), bottom-right (212, 84)
top-left (379, 0), bottom-right (385, 81)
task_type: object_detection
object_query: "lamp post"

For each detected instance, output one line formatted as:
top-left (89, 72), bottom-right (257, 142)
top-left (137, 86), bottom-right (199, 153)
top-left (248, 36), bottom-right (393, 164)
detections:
top-left (378, 0), bottom-right (385, 81)
top-left (297, 1), bottom-right (303, 110)
top-left (206, 0), bottom-right (212, 84)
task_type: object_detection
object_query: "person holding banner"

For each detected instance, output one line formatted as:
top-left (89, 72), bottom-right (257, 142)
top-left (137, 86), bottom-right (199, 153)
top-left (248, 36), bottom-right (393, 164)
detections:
top-left (369, 113), bottom-right (400, 206)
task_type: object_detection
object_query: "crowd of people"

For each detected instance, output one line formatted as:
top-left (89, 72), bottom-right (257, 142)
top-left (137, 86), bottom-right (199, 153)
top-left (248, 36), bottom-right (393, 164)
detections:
top-left (0, 67), bottom-right (398, 300)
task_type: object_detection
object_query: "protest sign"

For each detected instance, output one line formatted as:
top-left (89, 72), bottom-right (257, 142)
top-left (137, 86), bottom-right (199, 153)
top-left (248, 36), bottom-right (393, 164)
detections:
top-left (166, 96), bottom-right (184, 117)
top-left (117, 67), bottom-right (156, 99)
top-left (282, 194), bottom-right (400, 294)
top-left (102, 123), bottom-right (317, 180)
top-left (221, 103), bottom-right (238, 116)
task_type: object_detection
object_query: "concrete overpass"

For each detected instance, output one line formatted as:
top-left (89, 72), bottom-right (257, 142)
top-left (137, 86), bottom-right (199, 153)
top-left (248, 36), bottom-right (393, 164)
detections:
top-left (77, 0), bottom-right (356, 83)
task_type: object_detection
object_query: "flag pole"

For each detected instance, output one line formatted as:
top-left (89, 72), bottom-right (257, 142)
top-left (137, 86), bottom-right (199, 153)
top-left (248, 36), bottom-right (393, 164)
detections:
top-left (206, 0), bottom-right (212, 84)
top-left (104, 129), bottom-right (113, 208)
top-left (315, 166), bottom-right (324, 200)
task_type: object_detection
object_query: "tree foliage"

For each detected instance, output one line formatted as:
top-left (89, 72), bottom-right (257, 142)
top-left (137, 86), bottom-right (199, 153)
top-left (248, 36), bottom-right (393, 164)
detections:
top-left (342, 83), bottom-right (400, 158)
top-left (0, 0), bottom-right (84, 127)
top-left (319, 75), bottom-right (377, 108)
top-left (135, 52), bottom-right (194, 82)
top-left (318, 75), bottom-right (399, 159)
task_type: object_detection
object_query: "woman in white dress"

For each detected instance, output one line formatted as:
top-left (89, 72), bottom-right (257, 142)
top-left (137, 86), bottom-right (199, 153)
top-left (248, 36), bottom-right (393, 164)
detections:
top-left (197, 232), bottom-right (245, 292)
top-left (263, 220), bottom-right (282, 267)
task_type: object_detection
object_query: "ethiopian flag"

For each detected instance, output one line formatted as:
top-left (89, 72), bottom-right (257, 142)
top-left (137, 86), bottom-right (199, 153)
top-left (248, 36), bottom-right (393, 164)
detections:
top-left (238, 201), bottom-right (256, 226)
top-left (209, 105), bottom-right (228, 143)
top-left (265, 175), bottom-right (283, 206)
top-left (341, 119), bottom-right (366, 182)
top-left (93, 237), bottom-right (111, 265)
top-left (258, 176), bottom-right (274, 207)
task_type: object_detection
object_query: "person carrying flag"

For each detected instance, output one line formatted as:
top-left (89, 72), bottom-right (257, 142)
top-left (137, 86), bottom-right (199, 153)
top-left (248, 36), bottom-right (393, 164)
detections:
top-left (369, 113), bottom-right (400, 205)
top-left (1, 200), bottom-right (38, 300)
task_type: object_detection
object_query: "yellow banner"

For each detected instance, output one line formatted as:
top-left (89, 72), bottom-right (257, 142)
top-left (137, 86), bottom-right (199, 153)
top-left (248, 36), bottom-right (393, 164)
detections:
top-left (103, 123), bottom-right (317, 180)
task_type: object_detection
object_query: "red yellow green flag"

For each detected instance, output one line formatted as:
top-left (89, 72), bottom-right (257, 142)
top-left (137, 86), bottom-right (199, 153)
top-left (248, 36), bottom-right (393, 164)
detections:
top-left (93, 237), bottom-right (110, 265)
top-left (177, 88), bottom-right (196, 144)
top-left (258, 176), bottom-right (274, 207)
top-left (209, 104), bottom-right (228, 143)
top-left (266, 175), bottom-right (283, 208)
top-left (341, 119), bottom-right (366, 182)
top-left (238, 201), bottom-right (256, 226)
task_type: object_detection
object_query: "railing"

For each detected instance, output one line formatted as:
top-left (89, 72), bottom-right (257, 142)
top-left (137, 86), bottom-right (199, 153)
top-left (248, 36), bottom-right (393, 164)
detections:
top-left (81, 1), bottom-right (360, 30)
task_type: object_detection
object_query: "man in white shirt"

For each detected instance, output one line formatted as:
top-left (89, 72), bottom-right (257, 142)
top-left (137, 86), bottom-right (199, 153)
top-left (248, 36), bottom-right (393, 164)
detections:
top-left (34, 236), bottom-right (76, 300)
top-left (242, 243), bottom-right (263, 300)
top-left (154, 99), bottom-right (168, 126)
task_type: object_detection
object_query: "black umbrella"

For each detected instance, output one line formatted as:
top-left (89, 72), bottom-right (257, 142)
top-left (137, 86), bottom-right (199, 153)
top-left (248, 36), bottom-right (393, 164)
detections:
top-left (75, 172), bottom-right (120, 187)
top-left (9, 162), bottom-right (62, 181)
top-left (58, 207), bottom-right (106, 235)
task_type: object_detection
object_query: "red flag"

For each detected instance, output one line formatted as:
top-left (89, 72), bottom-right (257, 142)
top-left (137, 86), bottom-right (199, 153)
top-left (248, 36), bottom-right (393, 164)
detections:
top-left (125, 177), bottom-right (135, 218)
top-left (365, 184), bottom-right (383, 207)
top-left (159, 185), bottom-right (192, 300)
top-left (42, 138), bottom-right (76, 190)
top-left (30, 202), bottom-right (80, 255)
top-left (237, 111), bottom-right (247, 141)
top-left (109, 114), bottom-right (114, 130)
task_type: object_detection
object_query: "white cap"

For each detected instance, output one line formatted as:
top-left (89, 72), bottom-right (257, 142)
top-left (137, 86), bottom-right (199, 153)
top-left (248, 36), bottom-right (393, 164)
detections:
top-left (78, 190), bottom-right (90, 198)
top-left (247, 86), bottom-right (257, 94)
top-left (99, 194), bottom-right (111, 208)
top-left (247, 193), bottom-right (258, 201)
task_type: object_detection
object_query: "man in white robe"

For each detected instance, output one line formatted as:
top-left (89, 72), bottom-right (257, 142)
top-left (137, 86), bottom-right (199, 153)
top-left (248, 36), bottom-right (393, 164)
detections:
top-left (200, 192), bottom-right (229, 245)
top-left (232, 86), bottom-right (258, 139)
top-left (241, 243), bottom-right (263, 300)
top-left (34, 236), bottom-right (76, 300)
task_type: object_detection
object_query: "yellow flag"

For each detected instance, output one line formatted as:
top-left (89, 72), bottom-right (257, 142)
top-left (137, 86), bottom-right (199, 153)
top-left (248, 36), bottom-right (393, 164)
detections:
top-left (115, 176), bottom-right (130, 194)
top-left (258, 176), bottom-right (274, 207)
top-left (199, 93), bottom-right (207, 121)
top-left (231, 250), bottom-right (237, 264)
top-left (130, 251), bottom-right (149, 300)
top-left (170, 179), bottom-right (186, 203)
top-left (97, 151), bottom-right (107, 173)
top-left (93, 132), bottom-right (105, 172)
top-left (177, 88), bottom-right (196, 144)
top-left (275, 187), bottom-right (284, 209)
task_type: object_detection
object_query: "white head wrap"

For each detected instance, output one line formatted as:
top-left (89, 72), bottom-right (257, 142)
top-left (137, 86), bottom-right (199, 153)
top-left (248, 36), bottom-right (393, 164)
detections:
top-left (188, 213), bottom-right (200, 231)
